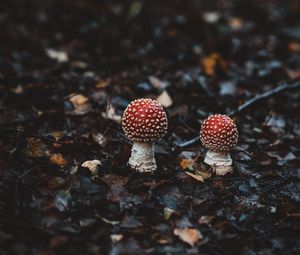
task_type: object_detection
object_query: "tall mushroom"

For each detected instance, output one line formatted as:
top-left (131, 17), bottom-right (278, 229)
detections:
top-left (122, 98), bottom-right (168, 173)
top-left (200, 114), bottom-right (238, 176)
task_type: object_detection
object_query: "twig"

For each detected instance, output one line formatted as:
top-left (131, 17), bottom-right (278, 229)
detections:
top-left (228, 81), bottom-right (300, 116)
top-left (175, 81), bottom-right (300, 148)
top-left (176, 136), bottom-right (200, 148)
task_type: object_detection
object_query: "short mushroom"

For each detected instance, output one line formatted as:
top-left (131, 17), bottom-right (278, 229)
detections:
top-left (200, 114), bottom-right (238, 176)
top-left (122, 98), bottom-right (168, 173)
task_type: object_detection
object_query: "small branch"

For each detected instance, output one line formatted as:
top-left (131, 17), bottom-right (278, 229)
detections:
top-left (228, 81), bottom-right (300, 116)
top-left (176, 136), bottom-right (200, 148)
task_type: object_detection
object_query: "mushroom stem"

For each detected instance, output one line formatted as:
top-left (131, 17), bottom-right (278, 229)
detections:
top-left (204, 150), bottom-right (233, 176)
top-left (128, 141), bottom-right (157, 173)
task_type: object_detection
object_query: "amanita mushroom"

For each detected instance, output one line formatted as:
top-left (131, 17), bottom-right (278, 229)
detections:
top-left (122, 98), bottom-right (168, 173)
top-left (200, 114), bottom-right (238, 176)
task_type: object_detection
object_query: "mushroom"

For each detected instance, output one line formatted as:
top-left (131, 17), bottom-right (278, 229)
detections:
top-left (200, 114), bottom-right (238, 176)
top-left (122, 98), bottom-right (168, 173)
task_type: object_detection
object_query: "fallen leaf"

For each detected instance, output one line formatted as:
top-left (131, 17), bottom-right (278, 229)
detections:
top-left (69, 94), bottom-right (91, 115)
top-left (50, 153), bottom-right (68, 165)
top-left (201, 52), bottom-right (227, 76)
top-left (286, 69), bottom-right (300, 79)
top-left (95, 79), bottom-right (111, 89)
top-left (157, 90), bottom-right (173, 108)
top-left (179, 158), bottom-right (195, 170)
top-left (110, 234), bottom-right (123, 243)
top-left (81, 159), bottom-right (101, 180)
top-left (184, 171), bottom-right (204, 182)
top-left (173, 228), bottom-right (203, 247)
top-left (101, 105), bottom-right (122, 123)
top-left (203, 12), bottom-right (220, 23)
top-left (228, 17), bottom-right (243, 30)
top-left (149, 76), bottom-right (169, 90)
top-left (288, 41), bottom-right (300, 53)
top-left (26, 137), bottom-right (49, 158)
top-left (46, 49), bottom-right (69, 63)
top-left (91, 131), bottom-right (108, 146)
top-left (164, 207), bottom-right (176, 220)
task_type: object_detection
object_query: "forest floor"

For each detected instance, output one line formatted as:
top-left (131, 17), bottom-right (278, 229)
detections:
top-left (0, 0), bottom-right (299, 254)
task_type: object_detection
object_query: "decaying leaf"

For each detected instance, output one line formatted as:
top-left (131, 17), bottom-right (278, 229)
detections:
top-left (201, 52), bottom-right (227, 76)
top-left (46, 48), bottom-right (69, 63)
top-left (286, 69), bottom-right (300, 79)
top-left (164, 207), bottom-right (176, 220)
top-left (157, 90), bottom-right (173, 108)
top-left (81, 159), bottom-right (101, 180)
top-left (101, 105), bottom-right (122, 123)
top-left (50, 153), bottom-right (68, 166)
top-left (184, 171), bottom-right (205, 182)
top-left (173, 228), bottom-right (203, 247)
top-left (203, 11), bottom-right (220, 23)
top-left (179, 158), bottom-right (195, 170)
top-left (69, 94), bottom-right (91, 115)
top-left (149, 76), bottom-right (169, 90)
top-left (228, 17), bottom-right (243, 30)
top-left (110, 234), bottom-right (123, 243)
top-left (26, 137), bottom-right (49, 158)
top-left (95, 79), bottom-right (111, 89)
top-left (91, 131), bottom-right (108, 146)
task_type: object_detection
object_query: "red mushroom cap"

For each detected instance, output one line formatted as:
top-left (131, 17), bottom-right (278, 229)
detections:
top-left (122, 98), bottom-right (168, 142)
top-left (200, 114), bottom-right (238, 152)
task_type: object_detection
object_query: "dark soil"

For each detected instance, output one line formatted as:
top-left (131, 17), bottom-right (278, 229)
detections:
top-left (0, 0), bottom-right (300, 254)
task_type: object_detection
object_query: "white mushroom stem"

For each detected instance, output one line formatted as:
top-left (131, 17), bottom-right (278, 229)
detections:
top-left (128, 141), bottom-right (157, 173)
top-left (204, 150), bottom-right (233, 176)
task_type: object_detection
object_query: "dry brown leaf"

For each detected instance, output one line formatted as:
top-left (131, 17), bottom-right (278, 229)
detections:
top-left (26, 137), bottom-right (48, 158)
top-left (185, 171), bottom-right (205, 182)
top-left (69, 94), bottom-right (90, 115)
top-left (50, 153), bottom-right (68, 166)
top-left (179, 158), bottom-right (195, 170)
top-left (286, 69), bottom-right (300, 79)
top-left (95, 79), bottom-right (110, 89)
top-left (173, 228), bottom-right (203, 247)
top-left (194, 168), bottom-right (211, 180)
top-left (201, 52), bottom-right (227, 76)
top-left (157, 90), bottom-right (173, 108)
top-left (228, 17), bottom-right (243, 30)
top-left (288, 41), bottom-right (300, 53)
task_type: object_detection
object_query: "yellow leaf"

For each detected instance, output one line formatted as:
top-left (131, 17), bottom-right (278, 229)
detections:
top-left (201, 52), bottom-right (227, 76)
top-left (179, 158), bottom-right (195, 170)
